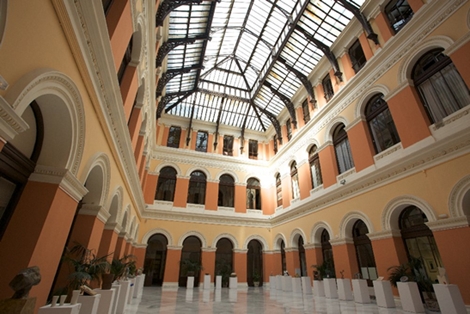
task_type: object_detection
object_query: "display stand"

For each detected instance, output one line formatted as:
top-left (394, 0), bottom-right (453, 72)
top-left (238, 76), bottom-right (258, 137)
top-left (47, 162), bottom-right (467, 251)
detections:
top-left (301, 277), bottom-right (312, 294)
top-left (115, 281), bottom-right (130, 314)
top-left (397, 282), bottom-right (424, 313)
top-left (352, 279), bottom-right (370, 304)
top-left (215, 275), bottom-right (222, 289)
top-left (275, 275), bottom-right (282, 290)
top-left (313, 280), bottom-right (325, 297)
top-left (203, 274), bottom-right (211, 290)
top-left (39, 304), bottom-right (81, 314)
top-left (94, 288), bottom-right (116, 314)
top-left (269, 276), bottom-right (275, 290)
top-left (292, 277), bottom-right (302, 293)
top-left (373, 280), bottom-right (395, 308)
top-left (133, 275), bottom-right (145, 298)
top-left (127, 278), bottom-right (135, 304)
top-left (77, 294), bottom-right (101, 314)
top-left (337, 278), bottom-right (353, 301)
top-left (433, 284), bottom-right (466, 314)
top-left (282, 276), bottom-right (292, 292)
top-left (186, 276), bottom-right (195, 289)
top-left (324, 278), bottom-right (338, 299)
top-left (229, 276), bottom-right (237, 289)
top-left (111, 283), bottom-right (121, 314)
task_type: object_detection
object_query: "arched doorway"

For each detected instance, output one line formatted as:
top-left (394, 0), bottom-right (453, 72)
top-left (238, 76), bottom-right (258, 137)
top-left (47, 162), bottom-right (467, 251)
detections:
top-left (320, 229), bottom-right (335, 278)
top-left (179, 236), bottom-right (202, 287)
top-left (247, 239), bottom-right (263, 286)
top-left (144, 234), bottom-right (168, 286)
top-left (352, 220), bottom-right (377, 285)
top-left (215, 238), bottom-right (233, 287)
top-left (400, 206), bottom-right (443, 284)
top-left (280, 240), bottom-right (286, 274)
top-left (298, 236), bottom-right (307, 276)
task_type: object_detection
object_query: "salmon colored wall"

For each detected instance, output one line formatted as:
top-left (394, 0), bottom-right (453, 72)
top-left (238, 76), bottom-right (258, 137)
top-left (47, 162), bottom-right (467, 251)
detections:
top-left (281, 175), bottom-right (291, 208)
top-left (114, 236), bottom-right (127, 259)
top-left (201, 250), bottom-right (216, 283)
top-left (233, 252), bottom-right (247, 283)
top-left (128, 107), bottom-right (142, 150)
top-left (0, 181), bottom-right (78, 312)
top-left (107, 0), bottom-right (133, 71)
top-left (318, 145), bottom-right (339, 188)
top-left (190, 130), bottom-right (197, 151)
top-left (359, 32), bottom-right (374, 61)
top-left (205, 181), bottom-right (218, 211)
top-left (348, 121), bottom-right (375, 172)
top-left (173, 177), bottom-right (189, 208)
top-left (316, 84), bottom-right (326, 109)
top-left (138, 155), bottom-right (147, 182)
top-left (433, 227), bottom-right (470, 304)
top-left (98, 229), bottom-right (119, 261)
top-left (331, 243), bottom-right (359, 279)
top-left (144, 174), bottom-right (158, 204)
top-left (121, 66), bottom-right (139, 121)
top-left (341, 53), bottom-right (355, 82)
top-left (296, 107), bottom-right (305, 129)
top-left (261, 185), bottom-right (273, 215)
top-left (180, 128), bottom-right (187, 148)
top-left (133, 247), bottom-right (146, 269)
top-left (285, 250), bottom-right (300, 276)
top-left (298, 162), bottom-right (312, 200)
top-left (450, 41), bottom-right (470, 88)
top-left (134, 135), bottom-right (145, 163)
top-left (387, 86), bottom-right (431, 148)
top-left (163, 249), bottom-right (182, 284)
top-left (408, 0), bottom-right (424, 13)
top-left (69, 214), bottom-right (105, 253)
top-left (266, 252), bottom-right (282, 276)
top-left (330, 69), bottom-right (340, 94)
top-left (374, 12), bottom-right (394, 44)
top-left (207, 133), bottom-right (214, 153)
top-left (234, 185), bottom-right (246, 213)
top-left (304, 247), bottom-right (322, 280)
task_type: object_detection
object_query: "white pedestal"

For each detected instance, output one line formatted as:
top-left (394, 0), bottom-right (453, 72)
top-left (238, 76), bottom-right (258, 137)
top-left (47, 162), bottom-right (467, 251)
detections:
top-left (77, 294), bottom-right (101, 314)
top-left (397, 282), bottom-right (425, 313)
top-left (337, 278), bottom-right (353, 301)
top-left (215, 275), bottom-right (222, 289)
top-left (229, 277), bottom-right (237, 289)
top-left (324, 278), bottom-right (338, 299)
top-left (282, 276), bottom-right (292, 292)
top-left (127, 278), bottom-right (135, 304)
top-left (373, 280), bottom-right (395, 308)
top-left (186, 276), bottom-right (195, 289)
top-left (301, 277), bottom-right (312, 294)
top-left (275, 275), bottom-right (282, 290)
top-left (203, 274), bottom-right (211, 290)
top-left (292, 277), bottom-right (302, 293)
top-left (313, 280), bottom-right (325, 297)
top-left (94, 288), bottom-right (116, 314)
top-left (352, 279), bottom-right (370, 304)
top-left (39, 304), bottom-right (81, 314)
top-left (133, 275), bottom-right (144, 298)
top-left (115, 281), bottom-right (130, 314)
top-left (269, 276), bottom-right (275, 290)
top-left (433, 284), bottom-right (466, 314)
top-left (111, 283), bottom-right (121, 314)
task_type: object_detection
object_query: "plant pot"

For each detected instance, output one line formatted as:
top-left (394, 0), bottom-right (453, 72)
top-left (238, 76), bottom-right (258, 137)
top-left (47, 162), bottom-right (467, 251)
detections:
top-left (254, 281), bottom-right (259, 287)
top-left (102, 273), bottom-right (115, 290)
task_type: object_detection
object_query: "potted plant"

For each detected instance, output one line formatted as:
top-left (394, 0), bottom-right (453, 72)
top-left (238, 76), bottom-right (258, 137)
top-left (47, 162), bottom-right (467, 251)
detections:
top-left (311, 258), bottom-right (335, 280)
top-left (180, 258), bottom-right (203, 277)
top-left (216, 259), bottom-right (232, 287)
top-left (110, 254), bottom-right (137, 282)
top-left (252, 271), bottom-right (261, 287)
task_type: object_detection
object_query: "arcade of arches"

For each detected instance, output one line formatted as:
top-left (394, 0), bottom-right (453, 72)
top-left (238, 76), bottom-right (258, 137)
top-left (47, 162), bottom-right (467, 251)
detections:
top-left (1, 0), bottom-right (470, 312)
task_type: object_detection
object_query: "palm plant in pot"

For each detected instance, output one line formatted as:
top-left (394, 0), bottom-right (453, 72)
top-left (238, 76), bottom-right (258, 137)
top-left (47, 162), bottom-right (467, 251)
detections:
top-left (110, 254), bottom-right (137, 283)
top-left (311, 258), bottom-right (335, 280)
top-left (252, 271), bottom-right (261, 287)
top-left (216, 259), bottom-right (232, 287)
top-left (180, 258), bottom-right (203, 288)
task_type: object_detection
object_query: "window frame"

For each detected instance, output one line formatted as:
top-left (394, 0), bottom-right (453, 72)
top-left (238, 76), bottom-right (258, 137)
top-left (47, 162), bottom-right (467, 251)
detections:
top-left (223, 135), bottom-right (234, 156)
top-left (218, 174), bottom-right (235, 207)
top-left (322, 74), bottom-right (334, 102)
top-left (308, 145), bottom-right (323, 189)
top-left (286, 119), bottom-right (292, 141)
top-left (155, 166), bottom-right (177, 201)
top-left (275, 173), bottom-right (282, 207)
top-left (385, 0), bottom-right (413, 34)
top-left (195, 130), bottom-right (208, 152)
top-left (290, 161), bottom-right (300, 200)
top-left (187, 170), bottom-right (206, 205)
top-left (248, 139), bottom-right (258, 160)
top-left (167, 126), bottom-right (181, 148)
top-left (273, 134), bottom-right (278, 154)
top-left (246, 178), bottom-right (261, 210)
top-left (333, 125), bottom-right (354, 174)
top-left (118, 35), bottom-right (133, 84)
top-left (349, 39), bottom-right (366, 74)
top-left (301, 99), bottom-right (310, 123)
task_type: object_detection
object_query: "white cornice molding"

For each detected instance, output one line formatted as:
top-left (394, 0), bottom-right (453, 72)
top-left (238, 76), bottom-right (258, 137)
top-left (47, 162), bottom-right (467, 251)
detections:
top-left (29, 165), bottom-right (88, 202)
top-left (134, 243), bottom-right (148, 249)
top-left (78, 204), bottom-right (111, 224)
top-left (303, 243), bottom-right (321, 250)
top-left (0, 97), bottom-right (29, 141)
top-left (367, 229), bottom-right (401, 241)
top-left (104, 222), bottom-right (121, 233)
top-left (329, 237), bottom-right (354, 246)
top-left (426, 216), bottom-right (470, 232)
top-left (284, 247), bottom-right (298, 253)
top-left (263, 249), bottom-right (281, 254)
top-left (202, 247), bottom-right (217, 253)
top-left (233, 249), bottom-right (248, 254)
top-left (167, 245), bottom-right (183, 251)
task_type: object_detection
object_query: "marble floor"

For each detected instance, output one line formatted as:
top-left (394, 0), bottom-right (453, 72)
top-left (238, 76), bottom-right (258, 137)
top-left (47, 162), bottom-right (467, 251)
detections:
top-left (124, 286), bottom-right (455, 314)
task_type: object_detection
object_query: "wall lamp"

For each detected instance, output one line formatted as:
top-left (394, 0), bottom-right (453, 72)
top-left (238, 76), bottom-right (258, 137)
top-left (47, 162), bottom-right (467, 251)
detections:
top-left (340, 179), bottom-right (346, 185)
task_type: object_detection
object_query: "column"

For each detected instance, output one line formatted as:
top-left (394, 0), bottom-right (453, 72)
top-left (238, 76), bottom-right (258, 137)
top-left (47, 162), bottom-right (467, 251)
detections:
top-left (285, 247), bottom-right (300, 276)
top-left (114, 232), bottom-right (128, 259)
top-left (347, 120), bottom-right (375, 172)
top-left (233, 249), bottom-right (248, 286)
top-left (128, 106), bottom-right (143, 150)
top-left (162, 246), bottom-right (182, 287)
top-left (330, 238), bottom-right (358, 279)
top-left (205, 179), bottom-right (218, 211)
top-left (120, 66), bottom-right (138, 121)
top-left (98, 223), bottom-right (121, 262)
top-left (450, 41), bottom-right (470, 87)
top-left (304, 244), bottom-right (322, 280)
top-left (263, 250), bottom-right (282, 279)
top-left (201, 248), bottom-right (216, 283)
top-left (281, 171), bottom-right (291, 208)
top-left (318, 142), bottom-right (339, 188)
top-left (133, 244), bottom-right (147, 270)
top-left (386, 85), bottom-right (431, 148)
top-left (0, 168), bottom-right (87, 312)
top-left (297, 159), bottom-right (312, 200)
top-left (234, 183), bottom-right (247, 213)
top-left (106, 0), bottom-right (133, 71)
top-left (173, 175), bottom-right (189, 208)
top-left (143, 172), bottom-right (158, 204)
top-left (373, 11), bottom-right (394, 44)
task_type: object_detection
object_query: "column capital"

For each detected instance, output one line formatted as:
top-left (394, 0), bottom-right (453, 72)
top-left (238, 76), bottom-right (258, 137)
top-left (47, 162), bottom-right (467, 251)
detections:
top-left (263, 249), bottom-right (281, 254)
top-left (368, 229), bottom-right (401, 241)
top-left (202, 247), bottom-right (217, 253)
top-left (303, 243), bottom-right (321, 250)
top-left (426, 216), bottom-right (470, 232)
top-left (329, 237), bottom-right (354, 246)
top-left (167, 245), bottom-right (183, 251)
top-left (233, 249), bottom-right (248, 254)
top-left (284, 247), bottom-right (299, 253)
top-left (78, 204), bottom-right (110, 224)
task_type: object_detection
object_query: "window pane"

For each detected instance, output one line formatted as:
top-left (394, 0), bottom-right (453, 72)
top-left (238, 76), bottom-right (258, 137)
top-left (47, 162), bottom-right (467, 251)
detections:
top-left (385, 0), bottom-right (413, 33)
top-left (167, 126), bottom-right (181, 148)
top-left (195, 131), bottom-right (208, 152)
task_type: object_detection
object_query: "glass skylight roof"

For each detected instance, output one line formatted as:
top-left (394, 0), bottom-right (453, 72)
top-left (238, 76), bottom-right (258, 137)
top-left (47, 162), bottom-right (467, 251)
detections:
top-left (159, 0), bottom-right (366, 132)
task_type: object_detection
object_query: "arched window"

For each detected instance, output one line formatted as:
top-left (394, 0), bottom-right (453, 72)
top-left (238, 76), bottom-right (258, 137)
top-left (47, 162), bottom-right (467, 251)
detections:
top-left (290, 161), bottom-right (300, 199)
top-left (280, 240), bottom-right (286, 274)
top-left (385, 0), bottom-right (413, 33)
top-left (155, 167), bottom-right (177, 201)
top-left (187, 171), bottom-right (206, 205)
top-left (179, 236), bottom-right (202, 287)
top-left (320, 230), bottom-right (335, 278)
top-left (333, 124), bottom-right (354, 174)
top-left (309, 145), bottom-right (323, 189)
top-left (215, 238), bottom-right (233, 287)
top-left (247, 240), bottom-right (263, 286)
top-left (412, 48), bottom-right (470, 124)
top-left (144, 234), bottom-right (168, 286)
top-left (366, 94), bottom-right (400, 153)
top-left (218, 174), bottom-right (234, 207)
top-left (298, 236), bottom-right (307, 276)
top-left (275, 173), bottom-right (282, 207)
top-left (352, 220), bottom-right (377, 285)
top-left (400, 206), bottom-right (443, 284)
top-left (246, 178), bottom-right (261, 210)
top-left (118, 35), bottom-right (133, 84)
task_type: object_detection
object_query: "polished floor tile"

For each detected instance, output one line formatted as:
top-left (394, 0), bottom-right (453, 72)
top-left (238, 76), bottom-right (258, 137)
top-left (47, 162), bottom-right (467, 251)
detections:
top-left (125, 286), bottom-right (450, 314)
